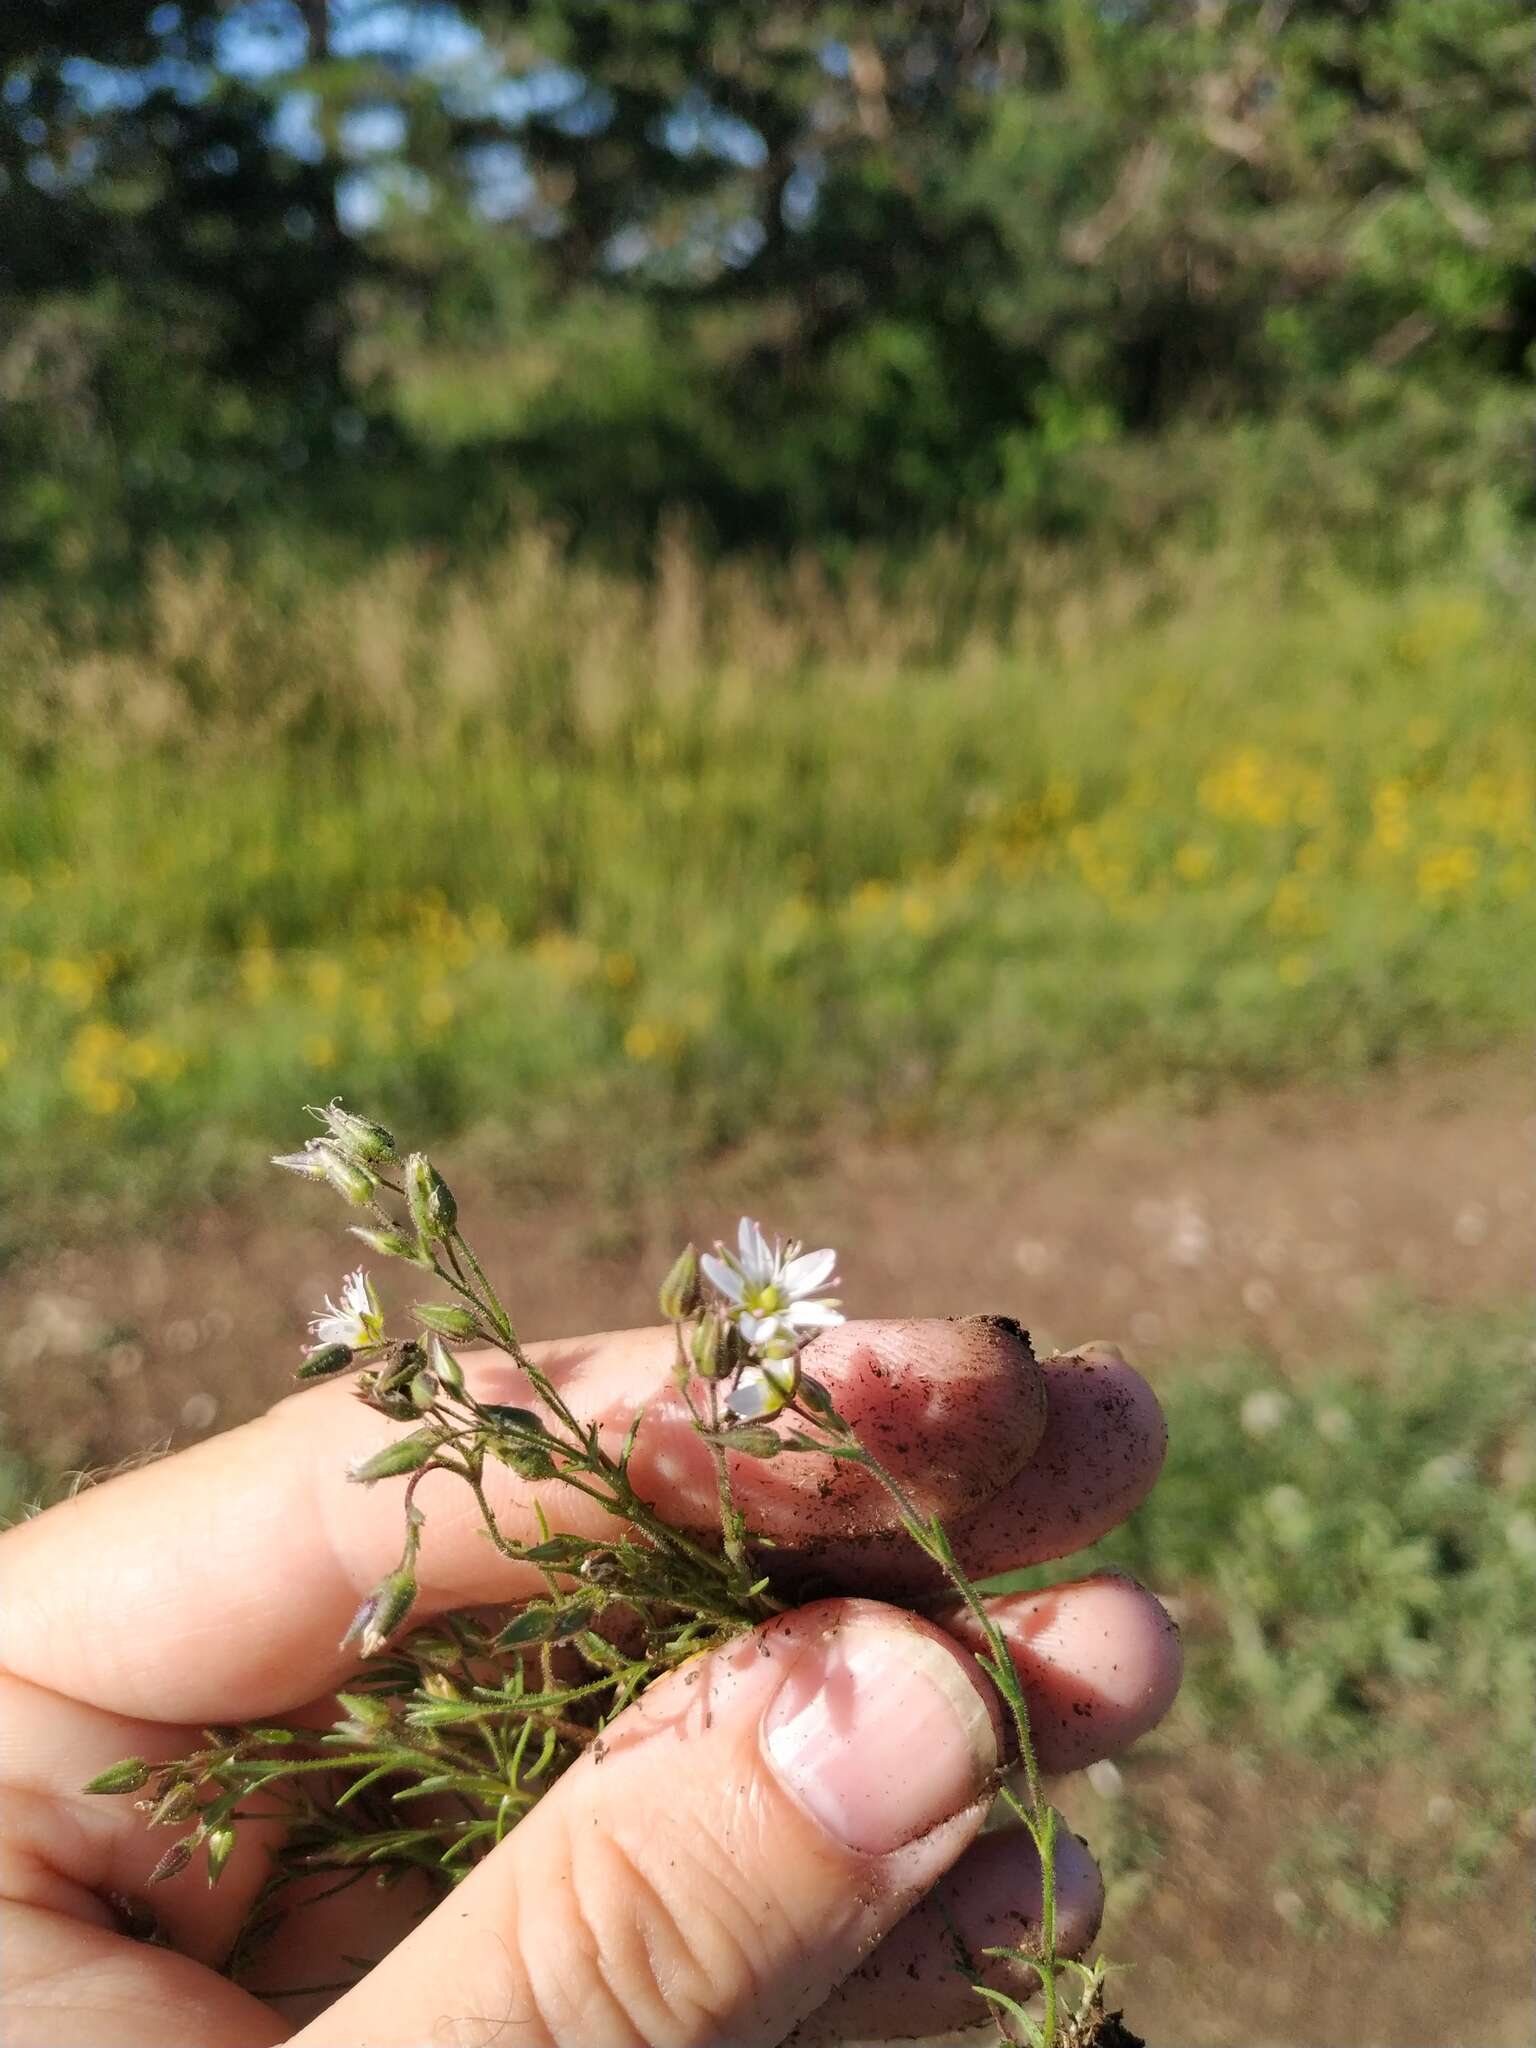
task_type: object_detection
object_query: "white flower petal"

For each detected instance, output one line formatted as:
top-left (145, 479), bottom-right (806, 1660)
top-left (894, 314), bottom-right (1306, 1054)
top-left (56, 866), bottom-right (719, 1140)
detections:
top-left (725, 1367), bottom-right (789, 1421)
top-left (701, 1253), bottom-right (743, 1301)
top-left (738, 1217), bottom-right (773, 1284)
top-left (308, 1268), bottom-right (381, 1352)
top-left (787, 1299), bottom-right (843, 1330)
top-left (783, 1247), bottom-right (837, 1294)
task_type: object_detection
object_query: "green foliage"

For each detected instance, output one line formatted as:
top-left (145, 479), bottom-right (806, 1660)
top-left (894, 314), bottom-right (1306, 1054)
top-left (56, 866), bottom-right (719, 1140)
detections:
top-left (1102, 1310), bottom-right (1534, 1764)
top-left (998, 1304), bottom-right (1536, 1925)
top-left (0, 525), bottom-right (1530, 1238)
top-left (2, 1), bottom-right (1531, 572)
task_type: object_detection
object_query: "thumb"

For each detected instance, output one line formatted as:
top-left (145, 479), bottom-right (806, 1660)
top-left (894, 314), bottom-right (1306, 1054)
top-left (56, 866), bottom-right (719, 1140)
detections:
top-left (293, 1599), bottom-right (1001, 2048)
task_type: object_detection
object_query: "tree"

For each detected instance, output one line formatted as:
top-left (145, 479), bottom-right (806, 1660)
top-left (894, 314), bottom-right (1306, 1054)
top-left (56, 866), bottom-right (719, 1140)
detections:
top-left (1, 0), bottom-right (1531, 573)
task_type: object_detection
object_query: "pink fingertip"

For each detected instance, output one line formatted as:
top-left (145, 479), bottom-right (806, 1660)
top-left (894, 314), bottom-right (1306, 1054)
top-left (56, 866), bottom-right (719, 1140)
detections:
top-left (950, 1572), bottom-right (1183, 1772)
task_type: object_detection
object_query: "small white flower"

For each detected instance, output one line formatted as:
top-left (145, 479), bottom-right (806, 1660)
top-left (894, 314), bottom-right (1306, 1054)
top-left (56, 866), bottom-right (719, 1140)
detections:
top-left (724, 1358), bottom-right (800, 1421)
top-left (309, 1268), bottom-right (385, 1352)
top-left (702, 1217), bottom-right (843, 1352)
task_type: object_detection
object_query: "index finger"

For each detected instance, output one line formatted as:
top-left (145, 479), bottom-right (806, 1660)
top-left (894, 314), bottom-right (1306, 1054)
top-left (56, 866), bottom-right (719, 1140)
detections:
top-left (0, 1317), bottom-right (1044, 1722)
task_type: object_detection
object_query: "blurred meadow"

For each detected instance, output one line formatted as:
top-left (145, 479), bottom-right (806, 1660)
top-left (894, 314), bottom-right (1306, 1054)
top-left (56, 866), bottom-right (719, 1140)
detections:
top-left (3, 3), bottom-right (1535, 2042)
top-left (3, 529), bottom-right (1533, 1238)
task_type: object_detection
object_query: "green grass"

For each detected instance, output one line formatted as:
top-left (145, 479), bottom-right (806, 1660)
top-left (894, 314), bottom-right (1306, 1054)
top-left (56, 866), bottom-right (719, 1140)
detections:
top-left (990, 1304), bottom-right (1536, 1930)
top-left (1, 530), bottom-right (1531, 1240)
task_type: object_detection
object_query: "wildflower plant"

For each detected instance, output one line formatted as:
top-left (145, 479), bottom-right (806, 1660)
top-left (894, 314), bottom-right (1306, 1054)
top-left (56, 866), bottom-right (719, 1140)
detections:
top-left (87, 1101), bottom-right (1131, 2048)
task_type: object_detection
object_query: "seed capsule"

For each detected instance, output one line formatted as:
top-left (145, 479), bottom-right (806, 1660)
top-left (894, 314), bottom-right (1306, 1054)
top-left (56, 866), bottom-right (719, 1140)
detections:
top-left (318, 1102), bottom-right (399, 1166)
top-left (405, 1154), bottom-right (457, 1242)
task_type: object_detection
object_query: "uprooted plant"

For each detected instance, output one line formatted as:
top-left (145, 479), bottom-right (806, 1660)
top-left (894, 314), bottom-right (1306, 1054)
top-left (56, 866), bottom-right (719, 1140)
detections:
top-left (86, 1100), bottom-right (1134, 2047)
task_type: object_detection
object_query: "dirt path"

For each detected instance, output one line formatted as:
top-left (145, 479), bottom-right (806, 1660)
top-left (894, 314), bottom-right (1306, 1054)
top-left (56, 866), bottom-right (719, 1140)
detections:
top-left (4, 1051), bottom-right (1527, 1483)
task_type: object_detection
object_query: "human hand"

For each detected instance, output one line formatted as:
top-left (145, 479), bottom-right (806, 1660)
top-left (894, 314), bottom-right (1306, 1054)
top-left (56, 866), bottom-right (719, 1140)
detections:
top-left (0, 1318), bottom-right (1176, 2046)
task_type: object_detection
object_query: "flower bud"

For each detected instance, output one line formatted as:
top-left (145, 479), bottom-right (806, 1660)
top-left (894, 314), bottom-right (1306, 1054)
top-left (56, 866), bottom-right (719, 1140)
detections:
top-left (148, 1836), bottom-right (197, 1885)
top-left (408, 1368), bottom-right (439, 1412)
top-left (350, 1225), bottom-right (425, 1263)
top-left (487, 1414), bottom-right (557, 1480)
top-left (317, 1101), bottom-right (398, 1166)
top-left (480, 1401), bottom-right (543, 1433)
top-left (296, 1342), bottom-right (354, 1382)
top-left (318, 1144), bottom-right (378, 1208)
top-left (412, 1302), bottom-right (479, 1341)
top-left (204, 1823), bottom-right (237, 1886)
top-left (405, 1154), bottom-right (457, 1242)
top-left (718, 1423), bottom-right (783, 1458)
top-left (689, 1309), bottom-right (726, 1379)
top-left (347, 1429), bottom-right (439, 1485)
top-left (428, 1333), bottom-right (465, 1395)
top-left (334, 1689), bottom-right (393, 1732)
top-left (658, 1244), bottom-right (701, 1322)
top-left (83, 1756), bottom-right (151, 1796)
top-left (795, 1372), bottom-right (839, 1420)
top-left (146, 1779), bottom-right (198, 1828)
top-left (342, 1561), bottom-right (419, 1658)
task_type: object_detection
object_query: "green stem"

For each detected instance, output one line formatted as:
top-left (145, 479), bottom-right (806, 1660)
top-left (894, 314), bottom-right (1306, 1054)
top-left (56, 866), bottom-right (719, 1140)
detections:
top-left (427, 1254), bottom-right (511, 1346)
top-left (693, 1369), bottom-right (750, 1584)
top-left (451, 1231), bottom-right (518, 1350)
top-left (842, 1443), bottom-right (1061, 2047)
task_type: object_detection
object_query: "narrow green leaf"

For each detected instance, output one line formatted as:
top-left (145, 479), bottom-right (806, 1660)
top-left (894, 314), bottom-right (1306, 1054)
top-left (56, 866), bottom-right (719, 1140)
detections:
top-left (520, 1536), bottom-right (593, 1566)
top-left (495, 1604), bottom-right (559, 1646)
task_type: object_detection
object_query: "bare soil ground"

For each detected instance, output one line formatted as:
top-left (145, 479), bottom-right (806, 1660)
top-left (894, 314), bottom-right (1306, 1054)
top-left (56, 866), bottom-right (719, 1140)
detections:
top-left (1057, 1752), bottom-right (1533, 2048)
top-left (2, 1050), bottom-right (1530, 2046)
top-left (7, 1052), bottom-right (1528, 1473)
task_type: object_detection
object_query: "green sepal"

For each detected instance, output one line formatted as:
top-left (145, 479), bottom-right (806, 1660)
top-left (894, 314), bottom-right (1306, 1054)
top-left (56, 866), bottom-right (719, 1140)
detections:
top-left (412, 1302), bottom-right (480, 1341)
top-left (82, 1757), bottom-right (151, 1795)
top-left (348, 1430), bottom-right (439, 1485)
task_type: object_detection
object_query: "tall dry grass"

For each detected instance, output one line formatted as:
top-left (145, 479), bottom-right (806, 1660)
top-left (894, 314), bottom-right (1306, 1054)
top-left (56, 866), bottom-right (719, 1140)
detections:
top-left (1, 517), bottom-right (1395, 755)
top-left (0, 517), bottom-right (1530, 1234)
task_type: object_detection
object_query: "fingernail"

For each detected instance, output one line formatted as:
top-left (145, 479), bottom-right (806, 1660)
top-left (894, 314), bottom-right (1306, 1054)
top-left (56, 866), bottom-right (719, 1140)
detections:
top-left (762, 1615), bottom-right (998, 1854)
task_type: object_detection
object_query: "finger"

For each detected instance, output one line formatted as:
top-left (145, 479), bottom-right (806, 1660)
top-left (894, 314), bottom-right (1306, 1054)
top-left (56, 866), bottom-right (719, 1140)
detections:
top-left (0, 1568), bottom-right (1177, 1973)
top-left (292, 1599), bottom-right (1002, 2048)
top-left (941, 1571), bottom-right (1183, 1773)
top-left (0, 1668), bottom-right (449, 2003)
top-left (786, 1342), bottom-right (1166, 1596)
top-left (0, 1905), bottom-right (282, 2048)
top-left (788, 1823), bottom-right (1104, 2044)
top-left (629, 1315), bottom-right (1047, 1541)
top-left (0, 1674), bottom-right (266, 1964)
top-left (0, 1317), bottom-right (1042, 1722)
top-left (963, 1343), bottom-right (1168, 1573)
